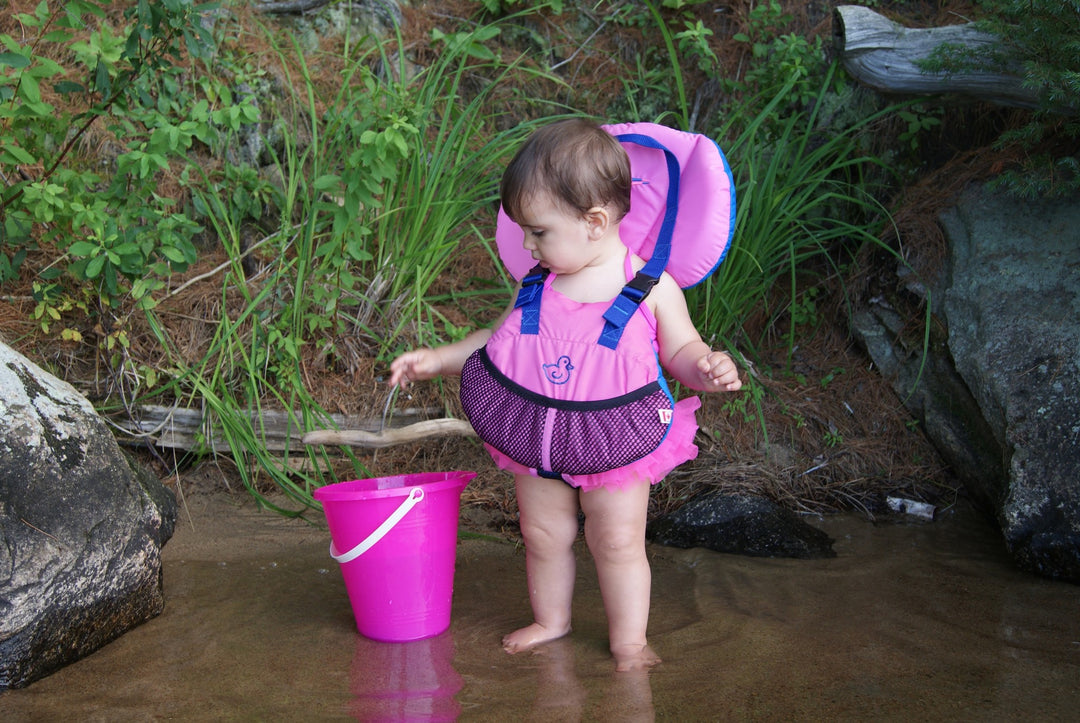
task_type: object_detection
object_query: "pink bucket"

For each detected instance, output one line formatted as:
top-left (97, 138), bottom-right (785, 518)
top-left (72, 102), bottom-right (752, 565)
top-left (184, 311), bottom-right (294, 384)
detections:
top-left (314, 471), bottom-right (475, 642)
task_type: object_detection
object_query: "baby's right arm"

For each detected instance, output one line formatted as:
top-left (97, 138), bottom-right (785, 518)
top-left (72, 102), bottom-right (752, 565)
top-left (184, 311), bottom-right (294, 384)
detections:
top-left (387, 293), bottom-right (517, 388)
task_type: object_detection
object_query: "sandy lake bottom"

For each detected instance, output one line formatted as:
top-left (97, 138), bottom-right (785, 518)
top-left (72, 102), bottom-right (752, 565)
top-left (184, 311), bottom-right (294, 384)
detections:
top-left (2, 490), bottom-right (1079, 721)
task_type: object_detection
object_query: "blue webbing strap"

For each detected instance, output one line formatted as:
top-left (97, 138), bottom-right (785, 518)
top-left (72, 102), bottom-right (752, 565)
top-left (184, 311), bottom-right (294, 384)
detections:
top-left (515, 263), bottom-right (548, 335)
top-left (598, 133), bottom-right (681, 349)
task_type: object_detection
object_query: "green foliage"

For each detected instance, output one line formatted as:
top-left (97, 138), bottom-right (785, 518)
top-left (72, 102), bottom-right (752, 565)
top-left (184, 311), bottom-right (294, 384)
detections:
top-left (721, 373), bottom-right (766, 425)
top-left (674, 19), bottom-right (717, 75)
top-left (731, 2), bottom-right (833, 113)
top-left (139, 14), bottom-right (561, 512)
top-left (606, 0), bottom-right (689, 127)
top-left (1, 2), bottom-right (928, 514)
top-left (924, 0), bottom-right (1080, 197)
top-left (661, 0), bottom-right (713, 9)
top-left (896, 106), bottom-right (942, 150)
top-left (478, 0), bottom-right (564, 18)
top-left (609, 0), bottom-right (835, 132)
top-left (255, 21), bottom-right (554, 358)
top-left (789, 287), bottom-right (821, 328)
top-left (819, 366), bottom-right (846, 390)
top-left (688, 65), bottom-right (901, 366)
top-left (0, 0), bottom-right (221, 315)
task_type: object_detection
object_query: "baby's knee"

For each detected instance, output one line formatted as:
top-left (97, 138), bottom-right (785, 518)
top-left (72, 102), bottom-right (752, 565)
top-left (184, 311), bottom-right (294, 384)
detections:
top-left (584, 522), bottom-right (644, 563)
top-left (519, 515), bottom-right (579, 550)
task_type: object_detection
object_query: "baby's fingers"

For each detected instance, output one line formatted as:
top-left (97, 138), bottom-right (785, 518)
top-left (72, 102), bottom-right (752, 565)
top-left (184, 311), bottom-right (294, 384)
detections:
top-left (389, 352), bottom-right (424, 387)
top-left (700, 352), bottom-right (742, 391)
top-left (389, 348), bottom-right (441, 387)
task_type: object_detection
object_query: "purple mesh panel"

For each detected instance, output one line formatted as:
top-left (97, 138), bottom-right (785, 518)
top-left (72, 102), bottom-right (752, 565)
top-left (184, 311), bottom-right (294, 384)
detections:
top-left (461, 350), bottom-right (672, 476)
top-left (551, 389), bottom-right (670, 474)
top-left (460, 352), bottom-right (545, 470)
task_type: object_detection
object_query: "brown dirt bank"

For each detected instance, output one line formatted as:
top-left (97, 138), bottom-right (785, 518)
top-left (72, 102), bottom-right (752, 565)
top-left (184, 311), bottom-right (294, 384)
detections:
top-left (144, 279), bottom-right (956, 541)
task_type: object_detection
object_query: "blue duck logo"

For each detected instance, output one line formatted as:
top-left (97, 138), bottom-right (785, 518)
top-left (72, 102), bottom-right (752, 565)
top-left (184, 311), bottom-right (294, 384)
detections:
top-left (543, 356), bottom-right (574, 385)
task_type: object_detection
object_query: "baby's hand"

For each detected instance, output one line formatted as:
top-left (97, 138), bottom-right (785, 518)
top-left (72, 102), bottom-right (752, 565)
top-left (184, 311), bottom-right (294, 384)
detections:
top-left (389, 348), bottom-right (443, 388)
top-left (696, 351), bottom-right (742, 392)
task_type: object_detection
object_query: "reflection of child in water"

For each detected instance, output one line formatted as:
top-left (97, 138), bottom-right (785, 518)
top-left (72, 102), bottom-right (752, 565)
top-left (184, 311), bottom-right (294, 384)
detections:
top-left (390, 118), bottom-right (742, 671)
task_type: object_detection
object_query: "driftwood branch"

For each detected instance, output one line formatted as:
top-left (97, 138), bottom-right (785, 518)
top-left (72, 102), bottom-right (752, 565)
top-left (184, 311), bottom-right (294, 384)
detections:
top-left (301, 418), bottom-right (476, 448)
top-left (833, 5), bottom-right (1040, 110)
top-left (112, 404), bottom-right (455, 452)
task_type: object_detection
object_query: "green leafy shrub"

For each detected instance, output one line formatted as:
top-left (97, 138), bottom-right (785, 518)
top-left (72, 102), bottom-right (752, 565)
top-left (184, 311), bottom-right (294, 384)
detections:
top-left (0, 0), bottom-right (219, 310)
top-left (140, 15), bottom-right (560, 511)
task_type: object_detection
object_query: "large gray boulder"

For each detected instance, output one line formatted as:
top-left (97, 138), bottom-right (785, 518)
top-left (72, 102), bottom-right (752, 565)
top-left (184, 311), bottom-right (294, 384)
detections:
top-left (853, 184), bottom-right (1080, 582)
top-left (0, 340), bottom-right (176, 689)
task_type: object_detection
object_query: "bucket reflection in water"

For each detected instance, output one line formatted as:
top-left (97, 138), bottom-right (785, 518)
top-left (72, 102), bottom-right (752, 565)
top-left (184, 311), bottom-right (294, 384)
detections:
top-left (350, 631), bottom-right (462, 721)
top-left (314, 471), bottom-right (475, 642)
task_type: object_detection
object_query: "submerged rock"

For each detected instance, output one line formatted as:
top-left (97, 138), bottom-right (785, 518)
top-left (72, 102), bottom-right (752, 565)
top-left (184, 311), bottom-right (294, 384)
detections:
top-left (0, 341), bottom-right (176, 689)
top-left (647, 492), bottom-right (836, 559)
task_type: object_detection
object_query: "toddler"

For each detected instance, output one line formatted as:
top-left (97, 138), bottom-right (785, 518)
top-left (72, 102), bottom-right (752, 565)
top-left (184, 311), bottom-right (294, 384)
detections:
top-left (389, 118), bottom-right (741, 671)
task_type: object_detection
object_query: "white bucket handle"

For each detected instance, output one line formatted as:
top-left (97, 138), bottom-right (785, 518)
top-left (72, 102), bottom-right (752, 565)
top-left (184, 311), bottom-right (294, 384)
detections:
top-left (328, 486), bottom-right (425, 564)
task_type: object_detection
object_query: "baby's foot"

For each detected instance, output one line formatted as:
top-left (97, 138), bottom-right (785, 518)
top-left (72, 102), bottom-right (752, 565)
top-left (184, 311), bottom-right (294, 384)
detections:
top-left (502, 622), bottom-right (571, 654)
top-left (611, 642), bottom-right (661, 672)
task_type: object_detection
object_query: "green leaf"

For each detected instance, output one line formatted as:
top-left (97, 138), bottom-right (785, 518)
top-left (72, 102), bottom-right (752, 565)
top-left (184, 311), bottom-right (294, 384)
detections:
top-left (313, 174), bottom-right (342, 192)
top-left (0, 52), bottom-right (30, 69)
top-left (159, 245), bottom-right (188, 263)
top-left (84, 254), bottom-right (106, 279)
top-left (93, 58), bottom-right (110, 96)
top-left (0, 142), bottom-right (36, 164)
top-left (112, 241), bottom-right (142, 256)
top-left (68, 241), bottom-right (100, 257)
top-left (17, 74), bottom-right (41, 103)
top-left (53, 80), bottom-right (86, 94)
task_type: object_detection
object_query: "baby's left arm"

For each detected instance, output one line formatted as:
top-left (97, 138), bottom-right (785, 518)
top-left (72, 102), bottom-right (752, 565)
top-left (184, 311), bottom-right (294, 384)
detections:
top-left (651, 276), bottom-right (742, 393)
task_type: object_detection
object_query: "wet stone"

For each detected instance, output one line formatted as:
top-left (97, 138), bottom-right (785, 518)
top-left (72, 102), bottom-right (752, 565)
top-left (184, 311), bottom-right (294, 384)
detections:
top-left (646, 492), bottom-right (836, 559)
top-left (0, 341), bottom-right (176, 689)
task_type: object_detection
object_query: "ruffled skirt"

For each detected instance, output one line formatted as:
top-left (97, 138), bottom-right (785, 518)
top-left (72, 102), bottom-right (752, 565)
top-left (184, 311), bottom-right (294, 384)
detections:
top-left (484, 396), bottom-right (700, 492)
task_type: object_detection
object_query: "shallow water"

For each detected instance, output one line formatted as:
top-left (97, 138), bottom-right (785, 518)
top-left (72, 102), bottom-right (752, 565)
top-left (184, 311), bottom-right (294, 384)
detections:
top-left (2, 494), bottom-right (1079, 721)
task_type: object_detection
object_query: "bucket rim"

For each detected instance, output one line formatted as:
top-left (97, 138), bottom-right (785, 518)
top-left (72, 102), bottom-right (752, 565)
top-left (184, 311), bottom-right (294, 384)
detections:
top-left (313, 470), bottom-right (476, 503)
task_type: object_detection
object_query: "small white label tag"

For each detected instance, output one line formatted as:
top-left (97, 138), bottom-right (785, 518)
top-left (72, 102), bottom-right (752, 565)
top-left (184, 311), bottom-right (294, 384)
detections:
top-left (658, 409), bottom-right (673, 424)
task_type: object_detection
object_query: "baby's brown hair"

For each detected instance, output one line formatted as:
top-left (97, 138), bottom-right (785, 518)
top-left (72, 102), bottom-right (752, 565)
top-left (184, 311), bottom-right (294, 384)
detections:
top-left (500, 118), bottom-right (631, 223)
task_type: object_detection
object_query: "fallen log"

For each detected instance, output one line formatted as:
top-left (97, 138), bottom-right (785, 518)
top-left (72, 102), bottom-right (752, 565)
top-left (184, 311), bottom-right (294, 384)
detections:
top-left (113, 404), bottom-right (451, 452)
top-left (254, 0), bottom-right (332, 14)
top-left (832, 5), bottom-right (1040, 110)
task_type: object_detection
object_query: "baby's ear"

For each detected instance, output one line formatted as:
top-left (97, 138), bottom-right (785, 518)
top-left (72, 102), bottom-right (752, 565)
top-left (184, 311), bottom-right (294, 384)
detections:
top-left (584, 206), bottom-right (611, 239)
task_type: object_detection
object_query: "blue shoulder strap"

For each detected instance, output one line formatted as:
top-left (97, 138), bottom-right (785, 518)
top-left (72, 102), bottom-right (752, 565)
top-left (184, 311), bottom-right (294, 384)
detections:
top-left (514, 264), bottom-right (548, 335)
top-left (514, 133), bottom-right (681, 345)
top-left (598, 133), bottom-right (680, 349)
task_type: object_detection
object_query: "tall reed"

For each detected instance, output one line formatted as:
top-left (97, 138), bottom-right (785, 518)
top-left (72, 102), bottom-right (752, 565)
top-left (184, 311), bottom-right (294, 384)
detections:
top-left (689, 66), bottom-right (901, 360)
top-left (140, 18), bottom-right (556, 512)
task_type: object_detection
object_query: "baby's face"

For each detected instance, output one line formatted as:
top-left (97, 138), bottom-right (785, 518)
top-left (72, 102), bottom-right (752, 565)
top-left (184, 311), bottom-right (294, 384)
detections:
top-left (514, 194), bottom-right (595, 276)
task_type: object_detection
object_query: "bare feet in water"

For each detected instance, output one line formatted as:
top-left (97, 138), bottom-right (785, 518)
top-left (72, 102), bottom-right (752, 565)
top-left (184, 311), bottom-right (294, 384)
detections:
top-left (611, 643), bottom-right (661, 672)
top-left (502, 622), bottom-right (572, 654)
top-left (502, 625), bottom-right (660, 672)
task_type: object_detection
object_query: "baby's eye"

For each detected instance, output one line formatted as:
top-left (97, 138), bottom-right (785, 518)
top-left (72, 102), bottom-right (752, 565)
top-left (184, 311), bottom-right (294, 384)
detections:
top-left (529, 229), bottom-right (545, 239)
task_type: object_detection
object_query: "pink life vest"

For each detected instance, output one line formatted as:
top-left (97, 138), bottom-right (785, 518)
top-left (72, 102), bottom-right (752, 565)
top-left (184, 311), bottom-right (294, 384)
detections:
top-left (461, 254), bottom-right (674, 476)
top-left (459, 123), bottom-right (735, 478)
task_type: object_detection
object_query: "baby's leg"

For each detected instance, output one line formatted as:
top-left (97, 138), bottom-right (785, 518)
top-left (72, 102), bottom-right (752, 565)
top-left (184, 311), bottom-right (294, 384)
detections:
top-left (502, 473), bottom-right (580, 654)
top-left (580, 482), bottom-right (661, 671)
